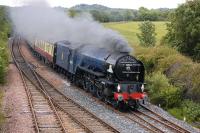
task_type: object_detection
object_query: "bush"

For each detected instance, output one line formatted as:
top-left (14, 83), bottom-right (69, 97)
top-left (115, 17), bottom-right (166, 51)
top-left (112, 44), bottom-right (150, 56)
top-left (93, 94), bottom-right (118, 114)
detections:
top-left (168, 100), bottom-right (200, 126)
top-left (0, 40), bottom-right (8, 84)
top-left (135, 45), bottom-right (200, 102)
top-left (146, 72), bottom-right (182, 109)
top-left (137, 21), bottom-right (156, 47)
top-left (135, 46), bottom-right (179, 73)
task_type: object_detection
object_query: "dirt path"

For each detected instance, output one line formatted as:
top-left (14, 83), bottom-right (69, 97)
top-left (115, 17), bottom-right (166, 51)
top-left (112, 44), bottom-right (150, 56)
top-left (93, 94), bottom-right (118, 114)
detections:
top-left (1, 64), bottom-right (34, 133)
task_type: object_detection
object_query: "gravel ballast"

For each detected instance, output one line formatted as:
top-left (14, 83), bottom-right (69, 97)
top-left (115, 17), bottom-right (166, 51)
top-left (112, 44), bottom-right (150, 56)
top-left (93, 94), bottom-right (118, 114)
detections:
top-left (60, 81), bottom-right (148, 133)
top-left (1, 64), bottom-right (34, 133)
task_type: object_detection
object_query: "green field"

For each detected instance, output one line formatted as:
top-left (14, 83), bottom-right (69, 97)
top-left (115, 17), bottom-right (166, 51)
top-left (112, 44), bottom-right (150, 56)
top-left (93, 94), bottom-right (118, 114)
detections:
top-left (104, 21), bottom-right (168, 47)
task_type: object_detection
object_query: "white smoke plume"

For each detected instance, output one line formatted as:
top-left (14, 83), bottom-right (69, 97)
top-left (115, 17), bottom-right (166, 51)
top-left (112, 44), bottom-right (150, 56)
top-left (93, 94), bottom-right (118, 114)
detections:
top-left (9, 0), bottom-right (132, 53)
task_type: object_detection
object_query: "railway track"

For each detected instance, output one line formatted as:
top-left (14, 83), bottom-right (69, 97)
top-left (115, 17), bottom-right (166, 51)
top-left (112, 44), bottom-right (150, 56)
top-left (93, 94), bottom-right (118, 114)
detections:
top-left (11, 37), bottom-right (120, 133)
top-left (36, 74), bottom-right (120, 133)
top-left (11, 37), bottom-right (67, 133)
top-left (136, 104), bottom-right (191, 133)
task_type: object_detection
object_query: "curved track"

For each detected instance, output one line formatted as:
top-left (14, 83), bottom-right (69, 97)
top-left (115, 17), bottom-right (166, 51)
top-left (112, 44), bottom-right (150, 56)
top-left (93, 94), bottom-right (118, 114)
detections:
top-left (11, 37), bottom-right (120, 133)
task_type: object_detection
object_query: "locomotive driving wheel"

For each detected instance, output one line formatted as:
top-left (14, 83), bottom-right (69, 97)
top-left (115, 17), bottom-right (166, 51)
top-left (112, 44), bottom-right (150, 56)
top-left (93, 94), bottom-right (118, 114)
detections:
top-left (96, 87), bottom-right (104, 100)
top-left (83, 80), bottom-right (89, 92)
top-left (89, 83), bottom-right (96, 96)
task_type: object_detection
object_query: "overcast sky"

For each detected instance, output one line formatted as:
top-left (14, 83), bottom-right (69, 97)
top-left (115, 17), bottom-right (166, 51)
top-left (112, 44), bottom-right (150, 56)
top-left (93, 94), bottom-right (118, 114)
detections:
top-left (0, 0), bottom-right (186, 9)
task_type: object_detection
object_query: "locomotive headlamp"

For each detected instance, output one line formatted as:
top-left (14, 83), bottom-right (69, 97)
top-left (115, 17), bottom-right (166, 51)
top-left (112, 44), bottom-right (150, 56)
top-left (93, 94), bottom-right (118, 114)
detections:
top-left (141, 84), bottom-right (144, 92)
top-left (107, 64), bottom-right (113, 73)
top-left (117, 84), bottom-right (121, 92)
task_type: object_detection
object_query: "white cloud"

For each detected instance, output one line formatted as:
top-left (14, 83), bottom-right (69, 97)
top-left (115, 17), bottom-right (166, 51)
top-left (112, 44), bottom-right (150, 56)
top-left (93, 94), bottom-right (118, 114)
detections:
top-left (0, 0), bottom-right (186, 9)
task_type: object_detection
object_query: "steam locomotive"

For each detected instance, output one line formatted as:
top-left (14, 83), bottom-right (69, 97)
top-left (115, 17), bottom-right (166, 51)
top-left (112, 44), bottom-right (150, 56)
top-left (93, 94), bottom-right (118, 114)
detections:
top-left (30, 40), bottom-right (147, 109)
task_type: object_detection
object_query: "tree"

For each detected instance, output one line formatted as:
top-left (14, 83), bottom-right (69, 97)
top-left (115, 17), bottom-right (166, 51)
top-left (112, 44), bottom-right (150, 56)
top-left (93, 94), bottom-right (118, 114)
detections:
top-left (165, 0), bottom-right (200, 60)
top-left (124, 10), bottom-right (134, 21)
top-left (90, 10), bottom-right (109, 22)
top-left (68, 9), bottom-right (77, 18)
top-left (137, 21), bottom-right (156, 47)
top-left (138, 7), bottom-right (158, 21)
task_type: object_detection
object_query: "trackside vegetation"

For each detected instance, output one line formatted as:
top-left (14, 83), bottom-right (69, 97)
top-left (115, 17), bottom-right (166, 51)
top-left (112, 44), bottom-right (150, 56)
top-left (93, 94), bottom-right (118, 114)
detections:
top-left (0, 6), bottom-right (10, 84)
top-left (0, 5), bottom-right (10, 127)
top-left (104, 21), bottom-right (200, 127)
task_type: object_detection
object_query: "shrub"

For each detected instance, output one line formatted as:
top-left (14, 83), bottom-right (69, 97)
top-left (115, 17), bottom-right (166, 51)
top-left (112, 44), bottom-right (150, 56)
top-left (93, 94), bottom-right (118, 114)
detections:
top-left (168, 100), bottom-right (200, 125)
top-left (0, 40), bottom-right (8, 84)
top-left (135, 45), bottom-right (200, 102)
top-left (182, 100), bottom-right (200, 122)
top-left (146, 72), bottom-right (182, 109)
top-left (0, 57), bottom-right (6, 84)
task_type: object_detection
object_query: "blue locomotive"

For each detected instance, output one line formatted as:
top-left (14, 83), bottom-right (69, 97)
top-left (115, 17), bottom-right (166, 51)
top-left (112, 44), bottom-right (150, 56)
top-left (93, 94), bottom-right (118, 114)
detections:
top-left (31, 40), bottom-right (147, 109)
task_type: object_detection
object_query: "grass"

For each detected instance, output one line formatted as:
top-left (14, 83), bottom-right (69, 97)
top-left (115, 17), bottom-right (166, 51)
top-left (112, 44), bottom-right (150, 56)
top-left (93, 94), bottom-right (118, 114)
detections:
top-left (168, 108), bottom-right (184, 120)
top-left (104, 21), bottom-right (168, 47)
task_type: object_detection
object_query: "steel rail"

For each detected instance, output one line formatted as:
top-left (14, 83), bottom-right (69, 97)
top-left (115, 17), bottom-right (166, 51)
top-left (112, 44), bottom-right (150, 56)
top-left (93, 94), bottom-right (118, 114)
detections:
top-left (12, 37), bottom-right (67, 133)
top-left (10, 37), bottom-right (40, 133)
top-left (140, 104), bottom-right (191, 133)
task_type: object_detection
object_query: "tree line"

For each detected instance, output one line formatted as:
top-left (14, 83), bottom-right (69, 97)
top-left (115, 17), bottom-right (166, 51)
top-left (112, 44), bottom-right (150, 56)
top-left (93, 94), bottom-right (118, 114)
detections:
top-left (69, 4), bottom-right (173, 22)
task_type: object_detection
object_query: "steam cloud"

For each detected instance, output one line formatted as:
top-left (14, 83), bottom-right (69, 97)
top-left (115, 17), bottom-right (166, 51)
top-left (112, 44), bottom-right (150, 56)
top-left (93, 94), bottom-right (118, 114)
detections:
top-left (9, 0), bottom-right (132, 53)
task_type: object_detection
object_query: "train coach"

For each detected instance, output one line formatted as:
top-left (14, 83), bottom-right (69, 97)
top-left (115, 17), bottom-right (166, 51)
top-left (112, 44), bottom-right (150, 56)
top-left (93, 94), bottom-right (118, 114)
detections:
top-left (31, 40), bottom-right (147, 110)
top-left (33, 40), bottom-right (55, 64)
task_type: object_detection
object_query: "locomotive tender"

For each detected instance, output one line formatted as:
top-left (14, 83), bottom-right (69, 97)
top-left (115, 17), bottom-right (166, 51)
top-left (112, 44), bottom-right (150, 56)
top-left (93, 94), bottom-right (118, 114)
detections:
top-left (31, 40), bottom-right (147, 109)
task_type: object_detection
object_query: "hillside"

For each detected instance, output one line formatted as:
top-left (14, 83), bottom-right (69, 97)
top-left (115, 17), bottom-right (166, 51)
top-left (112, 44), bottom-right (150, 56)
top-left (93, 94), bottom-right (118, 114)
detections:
top-left (70, 4), bottom-right (172, 22)
top-left (72, 4), bottom-right (110, 11)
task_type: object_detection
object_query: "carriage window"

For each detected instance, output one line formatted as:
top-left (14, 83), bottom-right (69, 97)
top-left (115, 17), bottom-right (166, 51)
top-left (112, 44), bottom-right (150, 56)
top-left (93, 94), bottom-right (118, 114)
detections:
top-left (51, 45), bottom-right (54, 55)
